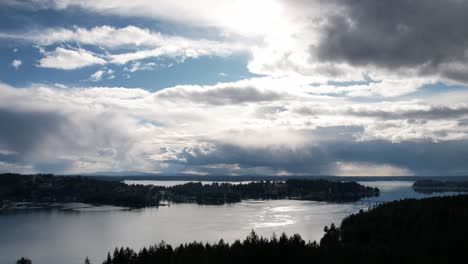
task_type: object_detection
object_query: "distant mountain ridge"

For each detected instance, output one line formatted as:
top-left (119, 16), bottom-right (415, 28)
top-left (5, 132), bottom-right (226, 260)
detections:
top-left (67, 172), bottom-right (468, 182)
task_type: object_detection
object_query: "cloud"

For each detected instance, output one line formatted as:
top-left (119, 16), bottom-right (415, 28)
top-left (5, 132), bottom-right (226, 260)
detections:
top-left (0, 84), bottom-right (151, 173)
top-left (304, 78), bottom-right (434, 98)
top-left (106, 69), bottom-right (115, 79)
top-left (1, 25), bottom-right (246, 69)
top-left (244, 0), bottom-right (468, 89)
top-left (173, 142), bottom-right (331, 175)
top-left (170, 137), bottom-right (468, 176)
top-left (333, 162), bottom-right (413, 177)
top-left (0, 0), bottom-right (467, 176)
top-left (4, 1), bottom-right (468, 90)
top-left (28, 0), bottom-right (285, 37)
top-left (0, 79), bottom-right (467, 175)
top-left (38, 47), bottom-right (106, 70)
top-left (11, 59), bottom-right (22, 69)
top-left (124, 62), bottom-right (157, 73)
top-left (0, 108), bottom-right (67, 155)
top-left (89, 70), bottom-right (105, 82)
top-left (89, 69), bottom-right (115, 81)
top-left (107, 44), bottom-right (237, 65)
top-left (154, 83), bottom-right (285, 105)
top-left (296, 102), bottom-right (468, 121)
top-left (312, 0), bottom-right (468, 84)
top-left (17, 25), bottom-right (245, 52)
top-left (347, 105), bottom-right (468, 121)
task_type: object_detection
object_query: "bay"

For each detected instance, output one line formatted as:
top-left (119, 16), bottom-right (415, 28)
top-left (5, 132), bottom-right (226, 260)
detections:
top-left (0, 181), bottom-right (462, 264)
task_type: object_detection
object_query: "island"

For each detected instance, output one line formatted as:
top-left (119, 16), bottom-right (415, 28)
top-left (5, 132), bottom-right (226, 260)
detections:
top-left (0, 173), bottom-right (379, 209)
top-left (412, 180), bottom-right (468, 193)
top-left (162, 179), bottom-right (379, 204)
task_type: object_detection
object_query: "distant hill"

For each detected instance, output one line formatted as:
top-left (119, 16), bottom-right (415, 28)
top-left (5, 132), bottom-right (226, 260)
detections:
top-left (75, 173), bottom-right (468, 182)
top-left (413, 180), bottom-right (468, 193)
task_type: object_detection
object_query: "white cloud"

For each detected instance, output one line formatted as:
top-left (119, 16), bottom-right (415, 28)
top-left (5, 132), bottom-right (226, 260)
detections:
top-left (46, 0), bottom-right (285, 37)
top-left (19, 25), bottom-right (245, 51)
top-left (1, 25), bottom-right (247, 69)
top-left (89, 70), bottom-right (105, 82)
top-left (106, 69), bottom-right (115, 79)
top-left (11, 59), bottom-right (22, 69)
top-left (89, 69), bottom-right (116, 81)
top-left (38, 47), bottom-right (106, 70)
top-left (108, 42), bottom-right (238, 64)
top-left (124, 62), bottom-right (157, 73)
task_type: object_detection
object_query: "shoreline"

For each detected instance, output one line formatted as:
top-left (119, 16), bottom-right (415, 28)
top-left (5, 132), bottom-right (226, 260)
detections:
top-left (0, 201), bottom-right (130, 212)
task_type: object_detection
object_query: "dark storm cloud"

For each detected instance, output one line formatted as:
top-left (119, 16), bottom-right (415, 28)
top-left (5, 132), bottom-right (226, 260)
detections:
top-left (33, 159), bottom-right (75, 173)
top-left (315, 0), bottom-right (468, 82)
top-left (459, 119), bottom-right (468, 126)
top-left (295, 104), bottom-right (468, 121)
top-left (329, 140), bottom-right (468, 176)
top-left (0, 151), bottom-right (20, 162)
top-left (173, 127), bottom-right (468, 176)
top-left (0, 108), bottom-right (80, 172)
top-left (0, 106), bottom-right (136, 173)
top-left (177, 143), bottom-right (331, 174)
top-left (172, 127), bottom-right (365, 174)
top-left (0, 108), bottom-right (67, 153)
top-left (347, 105), bottom-right (468, 120)
top-left (155, 85), bottom-right (284, 105)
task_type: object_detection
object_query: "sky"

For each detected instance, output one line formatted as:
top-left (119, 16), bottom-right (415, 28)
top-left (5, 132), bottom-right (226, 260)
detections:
top-left (0, 0), bottom-right (468, 176)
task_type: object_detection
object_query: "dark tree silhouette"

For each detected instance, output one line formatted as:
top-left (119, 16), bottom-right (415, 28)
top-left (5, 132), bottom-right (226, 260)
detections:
top-left (0, 173), bottom-right (161, 208)
top-left (16, 257), bottom-right (32, 264)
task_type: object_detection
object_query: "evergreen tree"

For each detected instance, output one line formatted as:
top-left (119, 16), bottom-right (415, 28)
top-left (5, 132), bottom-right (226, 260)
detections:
top-left (16, 257), bottom-right (32, 264)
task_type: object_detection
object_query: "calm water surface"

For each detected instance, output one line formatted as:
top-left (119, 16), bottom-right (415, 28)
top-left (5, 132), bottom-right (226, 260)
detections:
top-left (0, 181), bottom-right (463, 264)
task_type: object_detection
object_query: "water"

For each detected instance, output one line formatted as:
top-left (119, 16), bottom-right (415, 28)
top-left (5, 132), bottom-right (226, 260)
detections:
top-left (0, 181), bottom-right (464, 264)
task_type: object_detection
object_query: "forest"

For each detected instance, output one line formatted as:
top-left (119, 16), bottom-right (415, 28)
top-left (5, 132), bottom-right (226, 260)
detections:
top-left (0, 174), bottom-right (379, 208)
top-left (0, 173), bottom-right (162, 208)
top-left (162, 179), bottom-right (379, 204)
top-left (15, 194), bottom-right (468, 264)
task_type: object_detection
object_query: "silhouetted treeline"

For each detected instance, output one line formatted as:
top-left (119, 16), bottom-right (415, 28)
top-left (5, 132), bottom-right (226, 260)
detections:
top-left (329, 194), bottom-right (468, 263)
top-left (93, 174), bottom-right (468, 182)
top-left (15, 257), bottom-right (31, 264)
top-left (101, 231), bottom-right (320, 264)
top-left (1, 174), bottom-right (378, 207)
top-left (0, 173), bottom-right (161, 208)
top-left (163, 180), bottom-right (379, 204)
top-left (98, 195), bottom-right (468, 264)
top-left (413, 179), bottom-right (468, 193)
